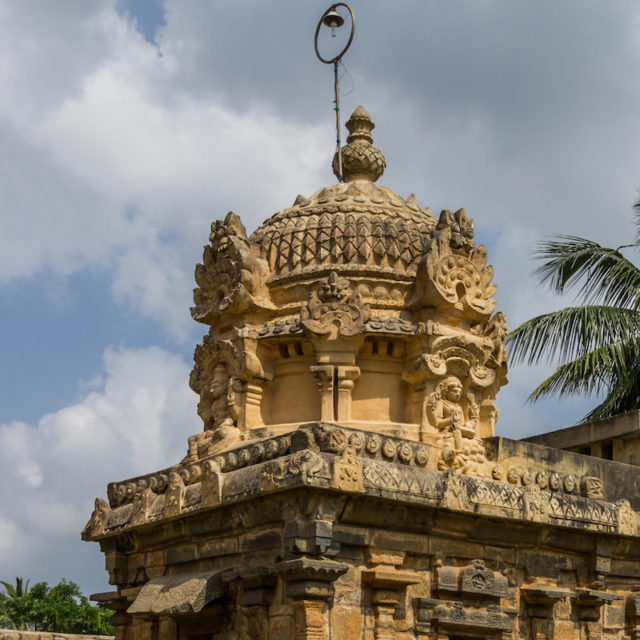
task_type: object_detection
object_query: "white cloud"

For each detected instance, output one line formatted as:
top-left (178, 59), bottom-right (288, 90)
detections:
top-left (0, 345), bottom-right (199, 593)
top-left (0, 1), bottom-right (328, 341)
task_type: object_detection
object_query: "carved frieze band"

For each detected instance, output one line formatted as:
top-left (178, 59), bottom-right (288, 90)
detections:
top-left (82, 424), bottom-right (636, 542)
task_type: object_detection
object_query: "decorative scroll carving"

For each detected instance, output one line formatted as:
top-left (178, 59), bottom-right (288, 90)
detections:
top-left (435, 559), bottom-right (509, 599)
top-left (522, 484), bottom-right (547, 522)
top-left (477, 311), bottom-right (508, 369)
top-left (412, 209), bottom-right (497, 319)
top-left (581, 476), bottom-right (604, 499)
top-left (192, 211), bottom-right (272, 324)
top-left (301, 271), bottom-right (370, 338)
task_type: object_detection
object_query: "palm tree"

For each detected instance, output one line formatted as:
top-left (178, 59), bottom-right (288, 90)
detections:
top-left (0, 577), bottom-right (31, 630)
top-left (0, 578), bottom-right (30, 600)
top-left (506, 201), bottom-right (640, 422)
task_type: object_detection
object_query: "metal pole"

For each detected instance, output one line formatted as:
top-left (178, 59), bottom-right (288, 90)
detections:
top-left (334, 60), bottom-right (342, 181)
top-left (314, 3), bottom-right (355, 183)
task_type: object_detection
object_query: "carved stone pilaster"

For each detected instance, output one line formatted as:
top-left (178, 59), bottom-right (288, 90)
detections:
top-left (274, 557), bottom-right (348, 640)
top-left (570, 588), bottom-right (622, 622)
top-left (310, 365), bottom-right (335, 422)
top-left (157, 616), bottom-right (177, 640)
top-left (362, 566), bottom-right (419, 640)
top-left (236, 570), bottom-right (276, 640)
top-left (631, 592), bottom-right (640, 640)
top-left (520, 585), bottom-right (569, 640)
top-left (310, 364), bottom-right (361, 423)
top-left (335, 365), bottom-right (360, 421)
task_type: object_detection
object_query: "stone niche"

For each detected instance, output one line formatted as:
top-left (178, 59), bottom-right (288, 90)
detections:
top-left (84, 107), bottom-right (640, 640)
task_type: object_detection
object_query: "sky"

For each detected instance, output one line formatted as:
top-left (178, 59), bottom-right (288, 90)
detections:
top-left (1, 0), bottom-right (640, 597)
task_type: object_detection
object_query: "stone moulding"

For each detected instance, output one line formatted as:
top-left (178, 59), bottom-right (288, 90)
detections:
top-left (414, 598), bottom-right (513, 636)
top-left (83, 424), bottom-right (638, 542)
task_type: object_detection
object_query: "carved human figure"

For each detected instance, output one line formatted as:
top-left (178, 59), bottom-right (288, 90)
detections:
top-left (194, 363), bottom-right (242, 456)
top-left (209, 364), bottom-right (234, 428)
top-left (427, 376), bottom-right (467, 433)
top-left (427, 376), bottom-right (488, 475)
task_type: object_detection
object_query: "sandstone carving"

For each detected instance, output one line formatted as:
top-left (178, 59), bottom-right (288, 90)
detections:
top-left (192, 212), bottom-right (272, 324)
top-left (84, 105), bottom-right (640, 640)
top-left (188, 338), bottom-right (243, 456)
top-left (81, 498), bottom-right (110, 539)
top-left (411, 208), bottom-right (497, 319)
top-left (332, 446), bottom-right (364, 492)
top-left (301, 271), bottom-right (370, 338)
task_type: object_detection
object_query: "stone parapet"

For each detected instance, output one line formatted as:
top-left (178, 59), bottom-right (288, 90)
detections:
top-left (84, 424), bottom-right (637, 543)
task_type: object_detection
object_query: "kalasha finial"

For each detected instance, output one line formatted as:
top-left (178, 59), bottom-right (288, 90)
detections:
top-left (332, 106), bottom-right (386, 182)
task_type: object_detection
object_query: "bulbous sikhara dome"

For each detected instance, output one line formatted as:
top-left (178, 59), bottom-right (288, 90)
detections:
top-left (187, 106), bottom-right (508, 477)
top-left (251, 106), bottom-right (433, 282)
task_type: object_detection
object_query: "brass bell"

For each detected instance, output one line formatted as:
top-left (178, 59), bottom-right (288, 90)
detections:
top-left (322, 6), bottom-right (344, 36)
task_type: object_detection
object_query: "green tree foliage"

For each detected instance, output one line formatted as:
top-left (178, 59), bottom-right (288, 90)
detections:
top-left (0, 578), bottom-right (113, 635)
top-left (506, 202), bottom-right (640, 421)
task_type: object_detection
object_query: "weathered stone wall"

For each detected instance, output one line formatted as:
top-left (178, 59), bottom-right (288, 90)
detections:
top-left (83, 424), bottom-right (640, 639)
top-left (0, 631), bottom-right (112, 640)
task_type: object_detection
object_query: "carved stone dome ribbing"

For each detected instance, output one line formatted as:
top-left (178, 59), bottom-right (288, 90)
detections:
top-left (250, 107), bottom-right (436, 280)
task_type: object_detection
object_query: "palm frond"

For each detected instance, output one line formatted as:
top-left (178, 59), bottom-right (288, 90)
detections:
top-left (527, 340), bottom-right (638, 402)
top-left (584, 356), bottom-right (640, 421)
top-left (0, 578), bottom-right (30, 599)
top-left (506, 306), bottom-right (640, 366)
top-left (533, 236), bottom-right (640, 309)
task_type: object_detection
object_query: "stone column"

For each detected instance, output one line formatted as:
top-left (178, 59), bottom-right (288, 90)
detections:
top-left (238, 573), bottom-right (277, 640)
top-left (311, 365), bottom-right (335, 422)
top-left (362, 565), bottom-right (419, 640)
top-left (335, 365), bottom-right (360, 421)
top-left (274, 557), bottom-right (348, 640)
top-left (157, 616), bottom-right (177, 640)
top-left (520, 585), bottom-right (570, 640)
top-left (571, 588), bottom-right (623, 640)
top-left (243, 380), bottom-right (265, 427)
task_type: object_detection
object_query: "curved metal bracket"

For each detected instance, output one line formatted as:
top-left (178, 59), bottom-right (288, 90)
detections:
top-left (314, 3), bottom-right (355, 65)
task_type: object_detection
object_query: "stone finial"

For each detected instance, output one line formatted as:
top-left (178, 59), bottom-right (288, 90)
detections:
top-left (333, 106), bottom-right (386, 183)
